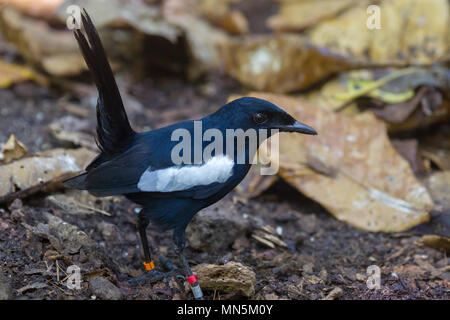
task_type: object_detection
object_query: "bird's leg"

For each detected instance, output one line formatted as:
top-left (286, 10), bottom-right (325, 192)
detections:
top-left (128, 214), bottom-right (169, 284)
top-left (173, 231), bottom-right (204, 300)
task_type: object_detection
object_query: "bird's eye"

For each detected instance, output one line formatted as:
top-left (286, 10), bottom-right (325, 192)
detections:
top-left (253, 112), bottom-right (268, 124)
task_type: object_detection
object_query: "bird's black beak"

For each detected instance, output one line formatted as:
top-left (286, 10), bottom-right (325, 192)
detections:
top-left (276, 121), bottom-right (317, 135)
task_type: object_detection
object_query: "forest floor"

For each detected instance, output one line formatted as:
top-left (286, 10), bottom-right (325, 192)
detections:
top-left (0, 73), bottom-right (448, 300)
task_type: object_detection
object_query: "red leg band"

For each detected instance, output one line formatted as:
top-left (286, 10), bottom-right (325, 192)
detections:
top-left (187, 274), bottom-right (198, 285)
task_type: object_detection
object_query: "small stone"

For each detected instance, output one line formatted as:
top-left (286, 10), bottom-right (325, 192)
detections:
top-left (0, 269), bottom-right (13, 300)
top-left (186, 202), bottom-right (250, 252)
top-left (192, 261), bottom-right (256, 297)
top-left (322, 287), bottom-right (343, 300)
top-left (9, 199), bottom-right (23, 210)
top-left (97, 221), bottom-right (121, 243)
top-left (88, 277), bottom-right (123, 300)
top-left (356, 273), bottom-right (366, 281)
top-left (302, 263), bottom-right (314, 274)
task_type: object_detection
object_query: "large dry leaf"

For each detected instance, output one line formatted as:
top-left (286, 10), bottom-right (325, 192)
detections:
top-left (267, 0), bottom-right (355, 32)
top-left (0, 148), bottom-right (95, 200)
top-left (308, 0), bottom-right (450, 65)
top-left (222, 34), bottom-right (358, 93)
top-left (232, 92), bottom-right (432, 232)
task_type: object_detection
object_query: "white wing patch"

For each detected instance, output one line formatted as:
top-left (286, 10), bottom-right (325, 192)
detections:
top-left (137, 155), bottom-right (234, 192)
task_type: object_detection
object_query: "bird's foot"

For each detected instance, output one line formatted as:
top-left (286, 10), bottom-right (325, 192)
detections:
top-left (127, 269), bottom-right (167, 284)
top-left (127, 256), bottom-right (184, 285)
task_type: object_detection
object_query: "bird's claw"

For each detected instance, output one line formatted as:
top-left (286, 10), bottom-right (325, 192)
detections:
top-left (128, 256), bottom-right (185, 285)
top-left (127, 269), bottom-right (166, 284)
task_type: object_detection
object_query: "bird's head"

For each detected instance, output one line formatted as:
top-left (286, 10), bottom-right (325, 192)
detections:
top-left (214, 97), bottom-right (317, 136)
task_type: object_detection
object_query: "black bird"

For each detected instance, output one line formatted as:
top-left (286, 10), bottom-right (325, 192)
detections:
top-left (65, 10), bottom-right (317, 299)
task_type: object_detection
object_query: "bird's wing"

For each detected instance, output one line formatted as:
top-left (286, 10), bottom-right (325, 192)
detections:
top-left (82, 140), bottom-right (235, 199)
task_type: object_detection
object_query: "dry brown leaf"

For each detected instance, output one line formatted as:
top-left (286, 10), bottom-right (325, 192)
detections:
top-left (232, 92), bottom-right (432, 232)
top-left (0, 134), bottom-right (27, 164)
top-left (421, 235), bottom-right (450, 252)
top-left (0, 148), bottom-right (95, 200)
top-left (267, 0), bottom-right (355, 32)
top-left (308, 0), bottom-right (449, 65)
top-left (0, 60), bottom-right (47, 88)
top-left (221, 34), bottom-right (358, 93)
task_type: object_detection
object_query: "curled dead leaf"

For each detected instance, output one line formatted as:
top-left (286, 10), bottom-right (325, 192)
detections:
top-left (0, 134), bottom-right (27, 164)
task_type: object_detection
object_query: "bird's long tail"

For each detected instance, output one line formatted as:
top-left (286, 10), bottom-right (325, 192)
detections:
top-left (74, 9), bottom-right (135, 156)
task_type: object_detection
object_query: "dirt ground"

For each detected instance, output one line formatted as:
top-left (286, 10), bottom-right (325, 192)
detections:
top-left (0, 71), bottom-right (448, 300)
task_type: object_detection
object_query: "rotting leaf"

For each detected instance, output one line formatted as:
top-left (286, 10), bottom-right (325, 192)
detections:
top-left (232, 92), bottom-right (432, 232)
top-left (337, 67), bottom-right (450, 129)
top-left (0, 148), bottom-right (96, 203)
top-left (221, 34), bottom-right (360, 93)
top-left (0, 134), bottom-right (27, 164)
